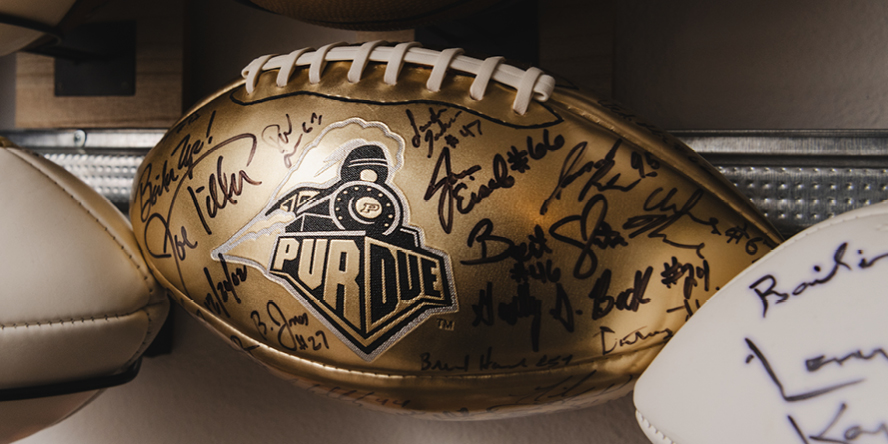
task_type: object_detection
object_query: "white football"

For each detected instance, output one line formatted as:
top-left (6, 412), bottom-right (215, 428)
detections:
top-left (0, 137), bottom-right (168, 443)
top-left (634, 200), bottom-right (888, 443)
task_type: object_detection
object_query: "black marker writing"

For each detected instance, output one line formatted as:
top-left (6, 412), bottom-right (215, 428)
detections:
top-left (141, 213), bottom-right (198, 261)
top-left (623, 187), bottom-right (715, 258)
top-left (480, 347), bottom-right (528, 371)
top-left (589, 267), bottom-right (653, 321)
top-left (202, 257), bottom-right (247, 318)
top-left (187, 155), bottom-right (262, 235)
top-left (549, 194), bottom-right (627, 280)
top-left (463, 219), bottom-right (553, 266)
top-left (541, 138), bottom-right (652, 215)
top-left (744, 338), bottom-right (863, 402)
top-left (597, 325), bottom-right (673, 356)
top-left (505, 129), bottom-right (564, 174)
top-left (749, 243), bottom-right (853, 318)
top-left (806, 348), bottom-right (888, 372)
top-left (420, 352), bottom-right (470, 372)
top-left (406, 107), bottom-right (462, 158)
top-left (137, 160), bottom-right (179, 222)
top-left (261, 112), bottom-right (321, 168)
top-left (498, 282), bottom-right (542, 352)
top-left (425, 146), bottom-right (514, 233)
top-left (662, 257), bottom-right (710, 319)
top-left (794, 403), bottom-right (888, 444)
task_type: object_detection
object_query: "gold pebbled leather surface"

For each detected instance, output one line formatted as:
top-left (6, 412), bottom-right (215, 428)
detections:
top-left (132, 59), bottom-right (781, 418)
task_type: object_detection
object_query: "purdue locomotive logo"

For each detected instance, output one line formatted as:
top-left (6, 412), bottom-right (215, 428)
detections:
top-left (213, 119), bottom-right (457, 361)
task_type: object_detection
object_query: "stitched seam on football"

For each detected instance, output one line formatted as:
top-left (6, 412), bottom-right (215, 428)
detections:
top-left (6, 148), bottom-right (155, 297)
top-left (261, 336), bottom-right (661, 379)
top-left (0, 298), bottom-right (167, 330)
top-left (130, 297), bottom-right (167, 358)
top-left (635, 410), bottom-right (677, 444)
top-left (259, 343), bottom-right (664, 380)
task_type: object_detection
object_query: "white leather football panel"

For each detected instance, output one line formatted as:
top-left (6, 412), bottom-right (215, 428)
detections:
top-left (0, 148), bottom-right (161, 325)
top-left (9, 148), bottom-right (167, 306)
top-left (635, 411), bottom-right (675, 444)
top-left (0, 390), bottom-right (99, 444)
top-left (6, 148), bottom-right (162, 301)
top-left (0, 24), bottom-right (42, 57)
top-left (0, 309), bottom-right (152, 388)
top-left (634, 201), bottom-right (888, 443)
top-left (0, 141), bottom-right (170, 441)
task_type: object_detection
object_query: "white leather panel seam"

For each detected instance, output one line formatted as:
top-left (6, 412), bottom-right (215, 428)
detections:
top-left (0, 298), bottom-right (165, 331)
top-left (6, 148), bottom-right (154, 296)
top-left (133, 298), bottom-right (161, 356)
top-left (635, 409), bottom-right (677, 444)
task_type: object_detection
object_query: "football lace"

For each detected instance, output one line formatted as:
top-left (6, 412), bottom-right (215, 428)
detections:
top-left (241, 41), bottom-right (556, 115)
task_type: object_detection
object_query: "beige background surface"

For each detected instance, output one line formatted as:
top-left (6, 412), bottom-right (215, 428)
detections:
top-left (3, 0), bottom-right (887, 442)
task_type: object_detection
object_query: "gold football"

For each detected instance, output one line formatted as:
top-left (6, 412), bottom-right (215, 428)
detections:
top-left (131, 42), bottom-right (781, 419)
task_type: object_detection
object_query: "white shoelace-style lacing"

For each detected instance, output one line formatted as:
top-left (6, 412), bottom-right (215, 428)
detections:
top-left (241, 41), bottom-right (556, 115)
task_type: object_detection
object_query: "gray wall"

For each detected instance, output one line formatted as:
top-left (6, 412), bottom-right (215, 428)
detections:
top-left (614, 0), bottom-right (888, 129)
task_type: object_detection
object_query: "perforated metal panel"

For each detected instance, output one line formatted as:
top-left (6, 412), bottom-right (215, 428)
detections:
top-left (3, 129), bottom-right (887, 237)
top-left (41, 152), bottom-right (146, 205)
top-left (2, 129), bottom-right (160, 211)
top-left (714, 165), bottom-right (888, 236)
top-left (676, 130), bottom-right (888, 237)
